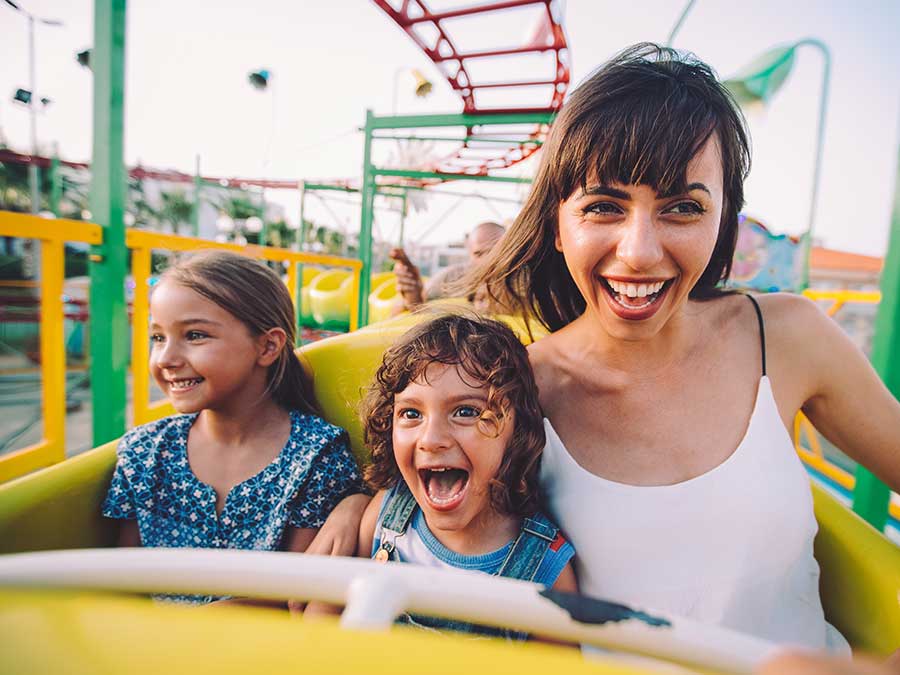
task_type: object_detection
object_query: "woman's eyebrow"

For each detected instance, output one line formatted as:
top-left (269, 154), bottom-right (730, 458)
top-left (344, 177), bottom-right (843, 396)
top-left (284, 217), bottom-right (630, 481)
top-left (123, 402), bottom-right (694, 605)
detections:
top-left (580, 185), bottom-right (632, 200)
top-left (658, 182), bottom-right (712, 198)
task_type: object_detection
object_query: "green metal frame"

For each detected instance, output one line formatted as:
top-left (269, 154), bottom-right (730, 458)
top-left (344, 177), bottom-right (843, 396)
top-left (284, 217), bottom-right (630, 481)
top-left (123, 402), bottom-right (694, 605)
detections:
top-left (355, 110), bottom-right (549, 327)
top-left (853, 145), bottom-right (900, 529)
top-left (88, 0), bottom-right (129, 446)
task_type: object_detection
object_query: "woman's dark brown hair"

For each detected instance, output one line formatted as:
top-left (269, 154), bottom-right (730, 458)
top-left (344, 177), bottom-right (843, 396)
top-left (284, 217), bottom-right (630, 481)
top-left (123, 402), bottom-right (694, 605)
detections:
top-left (363, 313), bottom-right (545, 517)
top-left (470, 42), bottom-right (751, 331)
top-left (159, 250), bottom-right (317, 414)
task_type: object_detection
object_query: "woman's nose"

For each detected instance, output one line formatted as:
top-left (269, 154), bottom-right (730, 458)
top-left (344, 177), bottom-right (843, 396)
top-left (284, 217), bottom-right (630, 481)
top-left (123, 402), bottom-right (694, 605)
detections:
top-left (616, 213), bottom-right (664, 271)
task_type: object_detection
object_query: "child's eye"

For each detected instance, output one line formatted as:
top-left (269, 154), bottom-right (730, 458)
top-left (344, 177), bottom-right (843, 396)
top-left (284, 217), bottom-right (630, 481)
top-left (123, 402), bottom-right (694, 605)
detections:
top-left (454, 405), bottom-right (481, 419)
top-left (185, 330), bottom-right (208, 341)
top-left (397, 408), bottom-right (421, 420)
top-left (150, 333), bottom-right (165, 343)
top-left (663, 200), bottom-right (705, 216)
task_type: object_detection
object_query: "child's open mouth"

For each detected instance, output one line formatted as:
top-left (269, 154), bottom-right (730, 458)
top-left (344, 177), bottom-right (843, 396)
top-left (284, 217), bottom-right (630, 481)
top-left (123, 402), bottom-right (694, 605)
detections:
top-left (418, 467), bottom-right (469, 511)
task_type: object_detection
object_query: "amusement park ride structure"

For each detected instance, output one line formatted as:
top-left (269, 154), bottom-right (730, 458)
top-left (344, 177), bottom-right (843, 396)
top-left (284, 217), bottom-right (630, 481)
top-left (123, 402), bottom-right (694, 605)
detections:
top-left (0, 0), bottom-right (898, 537)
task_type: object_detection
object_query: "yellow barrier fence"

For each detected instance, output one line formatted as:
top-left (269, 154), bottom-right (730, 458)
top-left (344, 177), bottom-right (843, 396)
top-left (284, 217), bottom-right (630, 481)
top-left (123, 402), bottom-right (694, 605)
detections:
top-left (0, 212), bottom-right (103, 482)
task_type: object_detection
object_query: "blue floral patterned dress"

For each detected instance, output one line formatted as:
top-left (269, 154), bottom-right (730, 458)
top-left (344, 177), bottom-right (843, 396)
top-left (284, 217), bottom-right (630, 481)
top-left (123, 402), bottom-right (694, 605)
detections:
top-left (103, 410), bottom-right (361, 602)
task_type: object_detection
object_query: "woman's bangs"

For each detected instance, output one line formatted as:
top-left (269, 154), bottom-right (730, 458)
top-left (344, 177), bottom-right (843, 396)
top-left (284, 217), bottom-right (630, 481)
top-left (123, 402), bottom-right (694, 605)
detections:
top-left (562, 92), bottom-right (719, 198)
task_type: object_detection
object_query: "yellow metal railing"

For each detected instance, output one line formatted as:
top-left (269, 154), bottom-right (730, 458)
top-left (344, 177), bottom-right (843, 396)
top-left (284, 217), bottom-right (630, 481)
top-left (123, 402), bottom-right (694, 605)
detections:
top-left (126, 230), bottom-right (363, 427)
top-left (794, 288), bottom-right (898, 520)
top-left (0, 211), bottom-right (103, 482)
top-left (802, 288), bottom-right (881, 317)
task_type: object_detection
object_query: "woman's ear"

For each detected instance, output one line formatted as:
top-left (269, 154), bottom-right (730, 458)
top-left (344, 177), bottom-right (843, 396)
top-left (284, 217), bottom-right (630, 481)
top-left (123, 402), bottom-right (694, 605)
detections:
top-left (256, 328), bottom-right (288, 367)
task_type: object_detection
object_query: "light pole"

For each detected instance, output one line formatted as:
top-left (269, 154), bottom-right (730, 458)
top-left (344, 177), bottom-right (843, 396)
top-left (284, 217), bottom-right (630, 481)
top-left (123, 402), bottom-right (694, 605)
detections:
top-left (248, 68), bottom-right (274, 245)
top-left (724, 39), bottom-right (831, 290)
top-left (3, 0), bottom-right (64, 214)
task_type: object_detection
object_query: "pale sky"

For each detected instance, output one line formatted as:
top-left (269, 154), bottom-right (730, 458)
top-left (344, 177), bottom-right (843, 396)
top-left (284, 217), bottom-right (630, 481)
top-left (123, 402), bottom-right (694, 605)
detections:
top-left (2, 0), bottom-right (899, 256)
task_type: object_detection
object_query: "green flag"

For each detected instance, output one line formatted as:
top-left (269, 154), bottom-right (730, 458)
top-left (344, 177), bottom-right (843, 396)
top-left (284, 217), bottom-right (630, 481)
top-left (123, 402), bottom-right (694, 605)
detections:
top-left (724, 44), bottom-right (796, 104)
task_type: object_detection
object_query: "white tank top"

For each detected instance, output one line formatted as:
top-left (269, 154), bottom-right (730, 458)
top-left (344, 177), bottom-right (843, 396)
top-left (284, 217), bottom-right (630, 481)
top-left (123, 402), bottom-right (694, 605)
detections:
top-left (540, 374), bottom-right (848, 651)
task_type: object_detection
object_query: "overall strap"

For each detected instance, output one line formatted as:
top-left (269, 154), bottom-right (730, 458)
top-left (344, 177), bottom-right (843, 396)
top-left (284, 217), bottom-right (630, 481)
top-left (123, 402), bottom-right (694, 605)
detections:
top-left (745, 294), bottom-right (767, 377)
top-left (375, 481), bottom-right (418, 561)
top-left (496, 512), bottom-right (558, 582)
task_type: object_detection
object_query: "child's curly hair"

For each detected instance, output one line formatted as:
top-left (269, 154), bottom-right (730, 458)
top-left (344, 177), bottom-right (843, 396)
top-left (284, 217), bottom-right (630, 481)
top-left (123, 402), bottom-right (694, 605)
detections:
top-left (363, 313), bottom-right (545, 517)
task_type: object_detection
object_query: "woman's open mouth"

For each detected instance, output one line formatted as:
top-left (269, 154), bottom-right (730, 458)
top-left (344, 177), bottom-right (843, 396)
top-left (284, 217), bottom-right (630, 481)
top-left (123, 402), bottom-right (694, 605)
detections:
top-left (600, 277), bottom-right (674, 320)
top-left (418, 467), bottom-right (469, 512)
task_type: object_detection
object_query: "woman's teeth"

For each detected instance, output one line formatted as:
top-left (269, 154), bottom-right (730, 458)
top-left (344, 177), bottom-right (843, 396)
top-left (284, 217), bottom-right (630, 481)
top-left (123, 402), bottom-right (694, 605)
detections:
top-left (606, 279), bottom-right (666, 298)
top-left (604, 278), bottom-right (669, 309)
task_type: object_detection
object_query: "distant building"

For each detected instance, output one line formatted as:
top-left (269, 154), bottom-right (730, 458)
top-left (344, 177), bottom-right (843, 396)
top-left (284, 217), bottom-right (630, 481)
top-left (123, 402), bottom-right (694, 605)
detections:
top-left (809, 246), bottom-right (883, 356)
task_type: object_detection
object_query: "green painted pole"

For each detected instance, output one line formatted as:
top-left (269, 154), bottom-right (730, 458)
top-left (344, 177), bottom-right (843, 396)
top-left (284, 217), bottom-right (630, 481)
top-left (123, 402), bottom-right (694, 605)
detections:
top-left (852, 143), bottom-right (900, 530)
top-left (399, 190), bottom-right (407, 247)
top-left (368, 111), bottom-right (555, 130)
top-left (357, 109), bottom-right (375, 328)
top-left (295, 181), bottom-right (306, 344)
top-left (373, 167), bottom-right (532, 184)
top-left (49, 150), bottom-right (61, 217)
top-left (88, 0), bottom-right (129, 445)
top-left (798, 39), bottom-right (831, 291)
top-left (191, 154), bottom-right (201, 237)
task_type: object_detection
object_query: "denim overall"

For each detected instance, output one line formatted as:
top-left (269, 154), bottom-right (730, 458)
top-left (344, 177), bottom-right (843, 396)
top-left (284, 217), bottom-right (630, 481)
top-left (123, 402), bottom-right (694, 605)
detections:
top-left (374, 481), bottom-right (561, 641)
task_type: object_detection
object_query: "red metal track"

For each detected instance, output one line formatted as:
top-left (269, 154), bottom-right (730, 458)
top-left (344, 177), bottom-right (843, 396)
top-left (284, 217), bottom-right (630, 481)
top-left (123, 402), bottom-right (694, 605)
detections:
top-left (372, 0), bottom-right (569, 175)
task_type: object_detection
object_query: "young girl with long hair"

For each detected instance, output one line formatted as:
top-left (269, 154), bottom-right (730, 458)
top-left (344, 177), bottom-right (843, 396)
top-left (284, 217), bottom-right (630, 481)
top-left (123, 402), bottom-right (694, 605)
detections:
top-left (102, 251), bottom-right (361, 603)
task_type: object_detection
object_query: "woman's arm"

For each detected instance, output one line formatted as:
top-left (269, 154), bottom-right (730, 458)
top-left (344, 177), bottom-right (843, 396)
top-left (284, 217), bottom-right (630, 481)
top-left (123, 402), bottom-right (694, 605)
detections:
top-left (357, 490), bottom-right (387, 557)
top-left (772, 294), bottom-right (900, 492)
top-left (305, 493), bottom-right (372, 556)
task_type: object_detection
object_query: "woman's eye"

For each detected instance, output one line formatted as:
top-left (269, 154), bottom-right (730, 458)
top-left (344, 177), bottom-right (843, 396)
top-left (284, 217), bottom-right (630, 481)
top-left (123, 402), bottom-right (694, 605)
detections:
top-left (398, 408), bottom-right (421, 420)
top-left (664, 201), bottom-right (705, 216)
top-left (185, 330), bottom-right (208, 341)
top-left (454, 405), bottom-right (481, 419)
top-left (583, 201), bottom-right (622, 216)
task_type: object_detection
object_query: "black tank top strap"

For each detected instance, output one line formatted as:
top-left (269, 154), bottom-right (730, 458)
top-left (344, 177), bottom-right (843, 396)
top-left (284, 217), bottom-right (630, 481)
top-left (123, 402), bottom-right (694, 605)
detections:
top-left (744, 294), bottom-right (767, 377)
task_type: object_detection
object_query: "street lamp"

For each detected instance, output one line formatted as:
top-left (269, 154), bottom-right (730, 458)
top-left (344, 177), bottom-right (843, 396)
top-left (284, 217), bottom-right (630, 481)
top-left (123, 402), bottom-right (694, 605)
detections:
top-left (248, 68), bottom-right (275, 245)
top-left (724, 39), bottom-right (831, 289)
top-left (3, 0), bottom-right (64, 214)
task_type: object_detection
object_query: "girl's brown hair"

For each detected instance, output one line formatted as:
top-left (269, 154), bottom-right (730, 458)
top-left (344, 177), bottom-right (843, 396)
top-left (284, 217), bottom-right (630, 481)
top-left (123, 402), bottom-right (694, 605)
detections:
top-left (363, 313), bottom-right (545, 517)
top-left (469, 43), bottom-right (751, 331)
top-left (159, 250), bottom-right (317, 414)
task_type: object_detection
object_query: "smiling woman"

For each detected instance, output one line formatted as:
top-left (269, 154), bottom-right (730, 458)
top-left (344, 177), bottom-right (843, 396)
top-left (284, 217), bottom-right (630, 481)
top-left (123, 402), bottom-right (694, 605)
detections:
top-left (466, 42), bottom-right (900, 652)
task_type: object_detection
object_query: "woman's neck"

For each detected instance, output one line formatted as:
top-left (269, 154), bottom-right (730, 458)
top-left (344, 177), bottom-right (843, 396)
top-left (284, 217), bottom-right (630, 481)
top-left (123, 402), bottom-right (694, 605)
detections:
top-left (565, 302), bottom-right (706, 376)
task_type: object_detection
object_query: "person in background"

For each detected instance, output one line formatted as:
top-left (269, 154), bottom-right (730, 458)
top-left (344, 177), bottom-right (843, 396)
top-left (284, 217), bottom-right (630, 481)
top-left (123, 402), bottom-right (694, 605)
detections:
top-left (390, 220), bottom-right (506, 314)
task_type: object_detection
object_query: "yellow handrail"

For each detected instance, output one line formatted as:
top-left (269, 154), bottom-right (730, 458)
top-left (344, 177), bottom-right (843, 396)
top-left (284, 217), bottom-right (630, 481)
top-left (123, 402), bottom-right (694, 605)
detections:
top-left (0, 211), bottom-right (103, 482)
top-left (125, 230), bottom-right (363, 427)
top-left (802, 288), bottom-right (881, 317)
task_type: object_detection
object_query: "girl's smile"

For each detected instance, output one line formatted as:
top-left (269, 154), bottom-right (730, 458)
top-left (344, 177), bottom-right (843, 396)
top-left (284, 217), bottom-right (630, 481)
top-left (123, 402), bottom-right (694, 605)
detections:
top-left (392, 363), bottom-right (516, 551)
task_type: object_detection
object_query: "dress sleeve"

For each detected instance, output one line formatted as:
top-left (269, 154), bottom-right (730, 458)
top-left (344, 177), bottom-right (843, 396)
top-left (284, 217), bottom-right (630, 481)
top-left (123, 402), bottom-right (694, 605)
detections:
top-left (288, 433), bottom-right (363, 529)
top-left (101, 435), bottom-right (139, 520)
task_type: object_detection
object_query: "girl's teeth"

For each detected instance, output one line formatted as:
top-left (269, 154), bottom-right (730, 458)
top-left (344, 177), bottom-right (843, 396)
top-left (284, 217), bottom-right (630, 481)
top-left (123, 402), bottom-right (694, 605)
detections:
top-left (171, 378), bottom-right (201, 390)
